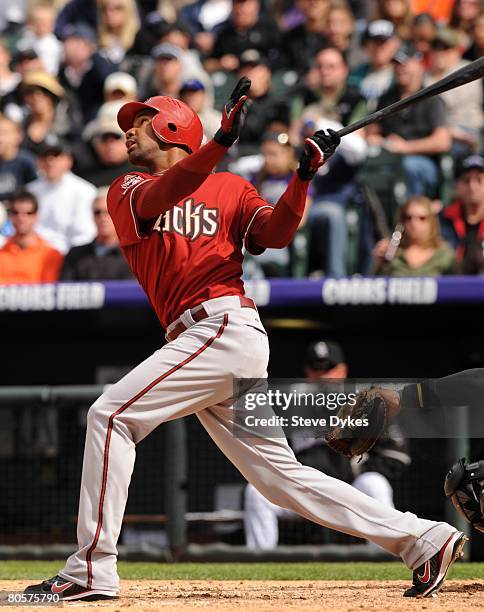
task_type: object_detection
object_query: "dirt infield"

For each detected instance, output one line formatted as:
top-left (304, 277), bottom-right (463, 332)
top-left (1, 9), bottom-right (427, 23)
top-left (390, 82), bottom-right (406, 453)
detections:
top-left (2, 580), bottom-right (483, 611)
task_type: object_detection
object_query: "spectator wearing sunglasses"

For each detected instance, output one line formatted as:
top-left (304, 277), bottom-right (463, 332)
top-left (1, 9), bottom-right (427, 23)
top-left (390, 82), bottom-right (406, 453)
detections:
top-left (373, 195), bottom-right (456, 275)
top-left (77, 113), bottom-right (132, 186)
top-left (0, 190), bottom-right (63, 284)
top-left (60, 186), bottom-right (132, 280)
top-left (27, 136), bottom-right (97, 254)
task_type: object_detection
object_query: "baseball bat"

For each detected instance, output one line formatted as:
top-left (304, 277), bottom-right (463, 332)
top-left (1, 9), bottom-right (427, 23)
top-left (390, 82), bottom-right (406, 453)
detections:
top-left (337, 56), bottom-right (484, 138)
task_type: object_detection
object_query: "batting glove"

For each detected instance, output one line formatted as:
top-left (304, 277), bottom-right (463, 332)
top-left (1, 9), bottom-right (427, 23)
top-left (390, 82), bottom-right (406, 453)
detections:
top-left (214, 77), bottom-right (251, 147)
top-left (297, 128), bottom-right (341, 181)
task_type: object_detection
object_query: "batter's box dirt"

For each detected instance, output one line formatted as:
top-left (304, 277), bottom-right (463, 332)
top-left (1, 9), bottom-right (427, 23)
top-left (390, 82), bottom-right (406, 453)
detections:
top-left (2, 580), bottom-right (483, 611)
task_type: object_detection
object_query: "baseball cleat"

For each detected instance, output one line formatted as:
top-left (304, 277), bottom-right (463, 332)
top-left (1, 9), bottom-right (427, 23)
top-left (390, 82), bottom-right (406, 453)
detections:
top-left (403, 531), bottom-right (467, 598)
top-left (24, 575), bottom-right (118, 601)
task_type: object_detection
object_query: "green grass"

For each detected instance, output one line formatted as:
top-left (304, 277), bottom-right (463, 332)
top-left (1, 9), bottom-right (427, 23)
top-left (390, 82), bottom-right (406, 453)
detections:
top-left (1, 561), bottom-right (483, 581)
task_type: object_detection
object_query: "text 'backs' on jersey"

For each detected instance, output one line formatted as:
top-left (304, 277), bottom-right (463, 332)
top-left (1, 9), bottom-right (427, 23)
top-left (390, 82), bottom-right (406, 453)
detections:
top-left (107, 171), bottom-right (273, 328)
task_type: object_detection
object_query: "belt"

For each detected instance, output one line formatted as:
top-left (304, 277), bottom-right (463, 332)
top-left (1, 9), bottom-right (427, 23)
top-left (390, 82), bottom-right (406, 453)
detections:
top-left (166, 296), bottom-right (257, 342)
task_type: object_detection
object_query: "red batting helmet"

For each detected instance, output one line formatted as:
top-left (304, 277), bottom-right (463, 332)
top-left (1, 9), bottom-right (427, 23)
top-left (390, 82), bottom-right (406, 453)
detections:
top-left (117, 96), bottom-right (203, 154)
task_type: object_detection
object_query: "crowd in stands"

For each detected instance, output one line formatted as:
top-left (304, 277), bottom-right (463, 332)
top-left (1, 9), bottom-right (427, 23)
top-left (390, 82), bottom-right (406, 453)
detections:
top-left (0, 0), bottom-right (483, 284)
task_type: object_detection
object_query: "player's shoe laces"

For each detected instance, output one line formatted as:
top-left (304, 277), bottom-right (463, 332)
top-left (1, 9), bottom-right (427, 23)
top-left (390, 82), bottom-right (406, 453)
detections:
top-left (403, 531), bottom-right (467, 598)
top-left (24, 575), bottom-right (118, 601)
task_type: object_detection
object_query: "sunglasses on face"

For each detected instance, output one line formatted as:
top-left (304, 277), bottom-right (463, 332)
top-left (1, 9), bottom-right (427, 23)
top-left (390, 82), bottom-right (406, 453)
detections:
top-left (403, 214), bottom-right (430, 221)
top-left (93, 209), bottom-right (110, 216)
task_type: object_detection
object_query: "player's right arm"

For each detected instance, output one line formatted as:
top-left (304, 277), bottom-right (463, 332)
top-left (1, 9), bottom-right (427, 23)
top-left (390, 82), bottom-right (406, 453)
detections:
top-left (135, 78), bottom-right (251, 221)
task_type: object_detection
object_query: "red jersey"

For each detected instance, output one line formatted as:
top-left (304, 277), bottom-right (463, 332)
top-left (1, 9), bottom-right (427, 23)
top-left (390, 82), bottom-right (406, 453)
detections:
top-left (107, 171), bottom-right (272, 328)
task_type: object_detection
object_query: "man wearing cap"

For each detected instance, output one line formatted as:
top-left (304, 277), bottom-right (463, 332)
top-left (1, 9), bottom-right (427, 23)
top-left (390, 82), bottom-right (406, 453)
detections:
top-left (58, 22), bottom-right (115, 122)
top-left (104, 72), bottom-right (138, 103)
top-left (139, 42), bottom-right (184, 100)
top-left (244, 340), bottom-right (411, 549)
top-left (425, 28), bottom-right (483, 157)
top-left (78, 113), bottom-right (134, 187)
top-left (366, 42), bottom-right (451, 197)
top-left (180, 79), bottom-right (221, 141)
top-left (440, 155), bottom-right (484, 274)
top-left (27, 136), bottom-right (97, 254)
top-left (349, 20), bottom-right (400, 108)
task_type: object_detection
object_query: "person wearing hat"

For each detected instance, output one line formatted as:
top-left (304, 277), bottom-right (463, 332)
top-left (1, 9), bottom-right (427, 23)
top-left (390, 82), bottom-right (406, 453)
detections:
top-left (58, 22), bottom-right (115, 123)
top-left (17, 71), bottom-right (77, 158)
top-left (349, 20), bottom-right (400, 108)
top-left (366, 41), bottom-right (451, 198)
top-left (180, 79), bottom-right (221, 141)
top-left (440, 155), bottom-right (484, 274)
top-left (103, 71), bottom-right (138, 102)
top-left (425, 28), bottom-right (483, 157)
top-left (244, 340), bottom-right (411, 549)
top-left (27, 135), bottom-right (97, 254)
top-left (139, 42), bottom-right (184, 100)
top-left (77, 113), bottom-right (134, 186)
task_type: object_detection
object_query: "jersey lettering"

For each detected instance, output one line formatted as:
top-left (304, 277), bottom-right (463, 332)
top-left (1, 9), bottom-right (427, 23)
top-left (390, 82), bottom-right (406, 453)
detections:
top-left (153, 198), bottom-right (220, 241)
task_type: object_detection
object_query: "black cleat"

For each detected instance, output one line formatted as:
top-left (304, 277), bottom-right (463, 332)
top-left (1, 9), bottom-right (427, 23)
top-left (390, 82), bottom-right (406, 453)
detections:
top-left (24, 574), bottom-right (118, 601)
top-left (404, 531), bottom-right (467, 598)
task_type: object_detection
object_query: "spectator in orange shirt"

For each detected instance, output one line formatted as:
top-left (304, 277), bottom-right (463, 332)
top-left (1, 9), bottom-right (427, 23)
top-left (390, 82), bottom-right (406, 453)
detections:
top-left (0, 190), bottom-right (63, 284)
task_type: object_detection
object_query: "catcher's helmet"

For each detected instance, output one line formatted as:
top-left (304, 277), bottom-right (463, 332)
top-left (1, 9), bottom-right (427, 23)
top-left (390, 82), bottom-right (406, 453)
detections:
top-left (444, 457), bottom-right (484, 533)
top-left (117, 96), bottom-right (203, 154)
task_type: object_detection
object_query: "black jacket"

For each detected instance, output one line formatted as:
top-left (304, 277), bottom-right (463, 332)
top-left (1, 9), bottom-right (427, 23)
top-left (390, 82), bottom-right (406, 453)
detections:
top-left (60, 241), bottom-right (133, 281)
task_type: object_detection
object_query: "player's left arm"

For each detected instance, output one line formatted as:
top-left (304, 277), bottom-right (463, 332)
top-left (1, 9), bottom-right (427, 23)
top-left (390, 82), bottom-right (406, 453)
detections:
top-left (249, 129), bottom-right (340, 249)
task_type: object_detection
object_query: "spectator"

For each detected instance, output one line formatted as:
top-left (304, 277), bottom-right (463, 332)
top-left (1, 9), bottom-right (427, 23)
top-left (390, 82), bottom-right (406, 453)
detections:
top-left (349, 20), bottom-right (400, 109)
top-left (425, 28), bottom-right (483, 158)
top-left (236, 49), bottom-right (290, 156)
top-left (77, 112), bottom-right (133, 186)
top-left (464, 13), bottom-right (484, 61)
top-left (366, 42), bottom-right (451, 197)
top-left (245, 130), bottom-right (311, 277)
top-left (60, 186), bottom-right (133, 280)
top-left (0, 114), bottom-right (37, 201)
top-left (0, 190), bottom-right (63, 284)
top-left (374, 196), bottom-right (456, 275)
top-left (97, 0), bottom-right (140, 65)
top-left (410, 13), bottom-right (437, 69)
top-left (10, 46), bottom-right (44, 78)
top-left (139, 42), bottom-right (184, 99)
top-left (103, 71), bottom-right (138, 102)
top-left (180, 0), bottom-right (232, 56)
top-left (206, 0), bottom-right (281, 72)
top-left (17, 71), bottom-right (80, 157)
top-left (244, 340), bottom-right (411, 550)
top-left (17, 4), bottom-right (63, 75)
top-left (28, 136), bottom-right (97, 254)
top-left (58, 22), bottom-right (115, 122)
top-left (128, 10), bottom-right (179, 57)
top-left (411, 0), bottom-right (454, 24)
top-left (306, 117), bottom-right (368, 278)
top-left (54, 0), bottom-right (97, 38)
top-left (0, 38), bottom-right (21, 97)
top-left (323, 2), bottom-right (364, 70)
top-left (179, 79), bottom-right (221, 141)
top-left (449, 0), bottom-right (484, 45)
top-left (280, 0), bottom-right (330, 74)
top-left (375, 0), bottom-right (414, 40)
top-left (292, 46), bottom-right (367, 129)
top-left (440, 155), bottom-right (484, 274)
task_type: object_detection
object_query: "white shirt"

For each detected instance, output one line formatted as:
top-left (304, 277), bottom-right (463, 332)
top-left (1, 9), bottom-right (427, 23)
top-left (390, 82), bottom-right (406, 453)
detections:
top-left (28, 172), bottom-right (97, 254)
top-left (19, 31), bottom-right (63, 75)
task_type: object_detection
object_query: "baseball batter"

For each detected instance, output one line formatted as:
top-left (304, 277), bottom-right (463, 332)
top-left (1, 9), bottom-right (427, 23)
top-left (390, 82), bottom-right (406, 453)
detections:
top-left (26, 78), bottom-right (465, 601)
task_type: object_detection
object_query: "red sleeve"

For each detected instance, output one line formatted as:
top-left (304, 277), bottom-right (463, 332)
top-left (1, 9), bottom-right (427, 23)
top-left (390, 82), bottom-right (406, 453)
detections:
top-left (238, 180), bottom-right (274, 255)
top-left (107, 173), bottom-right (156, 247)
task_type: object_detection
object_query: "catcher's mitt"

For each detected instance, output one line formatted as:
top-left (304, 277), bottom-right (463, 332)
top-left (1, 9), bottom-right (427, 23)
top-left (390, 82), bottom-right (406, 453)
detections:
top-left (324, 387), bottom-right (388, 459)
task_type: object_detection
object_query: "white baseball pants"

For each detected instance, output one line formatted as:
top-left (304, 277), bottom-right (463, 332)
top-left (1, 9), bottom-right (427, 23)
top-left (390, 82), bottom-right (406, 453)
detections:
top-left (59, 296), bottom-right (457, 594)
